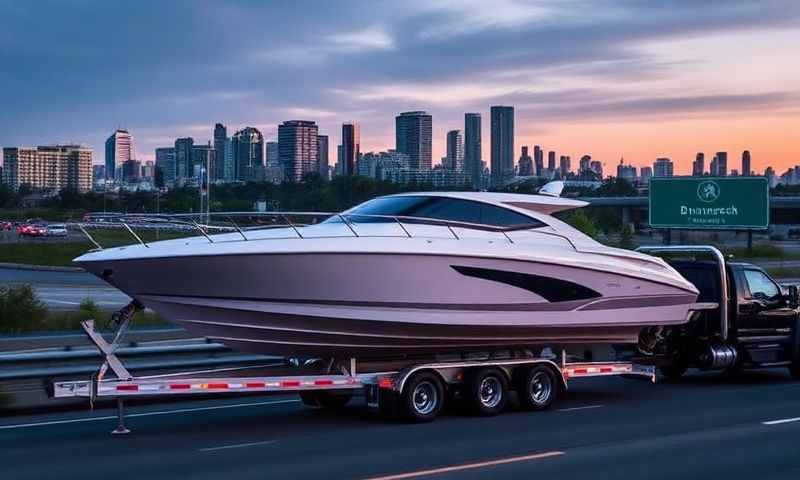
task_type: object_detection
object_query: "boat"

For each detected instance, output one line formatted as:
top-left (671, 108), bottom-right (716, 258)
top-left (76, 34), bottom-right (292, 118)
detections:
top-left (74, 182), bottom-right (702, 358)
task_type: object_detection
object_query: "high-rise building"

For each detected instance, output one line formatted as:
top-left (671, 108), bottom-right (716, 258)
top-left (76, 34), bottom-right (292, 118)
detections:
top-left (2, 145), bottom-right (92, 192)
top-left (590, 160), bottom-right (603, 178)
top-left (336, 144), bottom-right (344, 176)
top-left (104, 129), bottom-right (134, 181)
top-left (223, 138), bottom-right (235, 182)
top-left (517, 146), bottom-right (533, 176)
top-left (213, 123), bottom-right (227, 182)
top-left (92, 165), bottom-right (105, 186)
top-left (692, 152), bottom-right (705, 176)
top-left (341, 122), bottom-right (360, 176)
top-left (174, 137), bottom-right (194, 181)
top-left (122, 159), bottom-right (142, 183)
top-left (640, 166), bottom-right (653, 183)
top-left (155, 147), bottom-right (176, 187)
top-left (559, 156), bottom-right (570, 178)
top-left (192, 143), bottom-right (216, 182)
top-left (232, 127), bottom-right (264, 182)
top-left (464, 113), bottom-right (482, 187)
top-left (742, 150), bottom-right (751, 176)
top-left (579, 155), bottom-right (591, 175)
top-left (278, 120), bottom-right (318, 182)
top-left (317, 135), bottom-right (329, 179)
top-left (445, 130), bottom-right (464, 171)
top-left (547, 151), bottom-right (556, 172)
top-left (617, 158), bottom-right (637, 183)
top-left (396, 111), bottom-right (432, 171)
top-left (490, 106), bottom-right (514, 184)
top-left (715, 151), bottom-right (728, 176)
top-left (142, 160), bottom-right (155, 181)
top-left (653, 157), bottom-right (674, 177)
top-left (533, 146), bottom-right (543, 176)
top-left (266, 142), bottom-right (279, 167)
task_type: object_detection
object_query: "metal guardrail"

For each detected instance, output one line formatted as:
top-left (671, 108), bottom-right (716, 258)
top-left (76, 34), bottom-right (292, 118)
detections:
top-left (0, 356), bottom-right (283, 381)
top-left (0, 341), bottom-right (230, 364)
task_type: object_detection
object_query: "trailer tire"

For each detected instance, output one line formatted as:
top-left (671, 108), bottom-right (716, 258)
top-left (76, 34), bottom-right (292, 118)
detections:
top-left (400, 372), bottom-right (444, 422)
top-left (516, 365), bottom-right (558, 411)
top-left (467, 368), bottom-right (508, 416)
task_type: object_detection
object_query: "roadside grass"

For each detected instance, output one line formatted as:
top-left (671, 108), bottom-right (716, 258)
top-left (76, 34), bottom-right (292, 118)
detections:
top-left (0, 285), bottom-right (168, 334)
top-left (0, 228), bottom-right (191, 267)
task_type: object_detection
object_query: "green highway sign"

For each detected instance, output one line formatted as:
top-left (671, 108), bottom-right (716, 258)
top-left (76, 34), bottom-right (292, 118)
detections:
top-left (649, 177), bottom-right (769, 230)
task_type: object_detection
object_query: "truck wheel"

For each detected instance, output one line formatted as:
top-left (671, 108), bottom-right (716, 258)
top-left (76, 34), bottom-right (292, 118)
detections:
top-left (299, 391), bottom-right (321, 407)
top-left (468, 368), bottom-right (508, 416)
top-left (789, 363), bottom-right (800, 380)
top-left (400, 372), bottom-right (444, 422)
top-left (517, 365), bottom-right (558, 411)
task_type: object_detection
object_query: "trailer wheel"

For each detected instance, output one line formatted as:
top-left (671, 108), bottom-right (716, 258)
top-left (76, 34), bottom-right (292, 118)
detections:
top-left (517, 365), bottom-right (558, 411)
top-left (467, 368), bottom-right (508, 416)
top-left (400, 372), bottom-right (444, 422)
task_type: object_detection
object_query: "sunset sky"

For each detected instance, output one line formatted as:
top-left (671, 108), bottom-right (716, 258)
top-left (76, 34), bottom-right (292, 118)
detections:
top-left (1, 0), bottom-right (799, 175)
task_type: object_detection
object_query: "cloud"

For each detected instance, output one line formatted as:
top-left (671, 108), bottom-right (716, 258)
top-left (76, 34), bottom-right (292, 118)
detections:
top-left (326, 25), bottom-right (394, 52)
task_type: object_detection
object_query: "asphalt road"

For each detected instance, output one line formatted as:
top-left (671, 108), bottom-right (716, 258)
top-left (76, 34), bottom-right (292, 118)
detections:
top-left (0, 267), bottom-right (130, 310)
top-left (2, 369), bottom-right (800, 479)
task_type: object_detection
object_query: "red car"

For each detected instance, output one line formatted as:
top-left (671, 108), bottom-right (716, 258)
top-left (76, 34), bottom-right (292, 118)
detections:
top-left (0, 221), bottom-right (12, 231)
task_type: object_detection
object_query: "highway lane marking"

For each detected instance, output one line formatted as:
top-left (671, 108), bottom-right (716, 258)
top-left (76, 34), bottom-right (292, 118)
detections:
top-left (763, 417), bottom-right (800, 426)
top-left (199, 440), bottom-right (277, 452)
top-left (363, 451), bottom-right (564, 480)
top-left (556, 404), bottom-right (604, 412)
top-left (0, 399), bottom-right (301, 431)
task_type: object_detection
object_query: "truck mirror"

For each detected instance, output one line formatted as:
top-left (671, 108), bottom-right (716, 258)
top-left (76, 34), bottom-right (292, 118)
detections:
top-left (789, 285), bottom-right (799, 308)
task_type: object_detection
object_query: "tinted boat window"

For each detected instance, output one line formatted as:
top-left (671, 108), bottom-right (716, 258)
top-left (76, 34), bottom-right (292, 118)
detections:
top-left (336, 196), bottom-right (544, 229)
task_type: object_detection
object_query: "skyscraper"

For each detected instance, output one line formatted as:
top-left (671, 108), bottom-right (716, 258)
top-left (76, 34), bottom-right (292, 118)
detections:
top-left (517, 146), bottom-right (533, 176)
top-left (692, 152), bottom-right (705, 176)
top-left (742, 150), bottom-right (751, 176)
top-left (278, 120), bottom-right (318, 182)
top-left (653, 157), bottom-right (674, 177)
top-left (445, 130), bottom-right (464, 171)
top-left (559, 155), bottom-right (570, 178)
top-left (192, 143), bottom-right (216, 181)
top-left (317, 135), bottom-right (329, 178)
top-left (490, 106), bottom-right (514, 184)
top-left (547, 151), bottom-right (556, 172)
top-left (231, 127), bottom-right (264, 182)
top-left (341, 122), bottom-right (360, 176)
top-left (464, 113), bottom-right (482, 187)
top-left (715, 151), bottom-right (728, 176)
top-left (266, 141), bottom-right (279, 167)
top-left (213, 123), bottom-right (227, 182)
top-left (395, 111), bottom-right (432, 171)
top-left (579, 155), bottom-right (591, 175)
top-left (155, 147), bottom-right (176, 187)
top-left (174, 137), bottom-right (194, 181)
top-left (104, 129), bottom-right (134, 181)
top-left (533, 146), bottom-right (543, 176)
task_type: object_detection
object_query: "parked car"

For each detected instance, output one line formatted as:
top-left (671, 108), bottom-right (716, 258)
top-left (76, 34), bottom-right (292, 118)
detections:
top-left (0, 221), bottom-right (13, 231)
top-left (46, 224), bottom-right (68, 237)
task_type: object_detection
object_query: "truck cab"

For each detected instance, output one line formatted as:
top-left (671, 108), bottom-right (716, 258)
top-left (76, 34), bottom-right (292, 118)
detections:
top-left (636, 246), bottom-right (800, 379)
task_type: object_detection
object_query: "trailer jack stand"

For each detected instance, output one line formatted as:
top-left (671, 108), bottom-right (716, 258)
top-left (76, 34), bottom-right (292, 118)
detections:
top-left (111, 398), bottom-right (130, 435)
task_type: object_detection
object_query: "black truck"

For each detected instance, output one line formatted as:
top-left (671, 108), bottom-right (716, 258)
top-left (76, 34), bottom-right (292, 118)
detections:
top-left (635, 246), bottom-right (800, 380)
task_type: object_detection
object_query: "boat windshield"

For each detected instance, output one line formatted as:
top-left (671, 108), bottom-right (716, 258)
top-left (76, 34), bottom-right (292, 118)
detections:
top-left (330, 195), bottom-right (546, 230)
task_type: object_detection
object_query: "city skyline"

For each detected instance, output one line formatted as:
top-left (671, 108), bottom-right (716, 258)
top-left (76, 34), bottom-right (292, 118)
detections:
top-left (1, 1), bottom-right (799, 174)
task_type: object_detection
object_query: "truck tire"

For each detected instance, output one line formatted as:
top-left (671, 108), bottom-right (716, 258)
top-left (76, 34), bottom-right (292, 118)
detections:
top-left (467, 368), bottom-right (508, 416)
top-left (516, 365), bottom-right (558, 411)
top-left (399, 372), bottom-right (444, 422)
